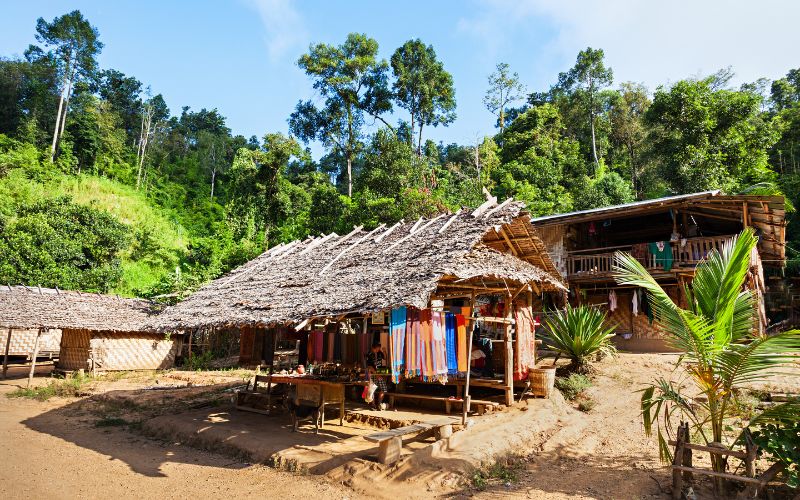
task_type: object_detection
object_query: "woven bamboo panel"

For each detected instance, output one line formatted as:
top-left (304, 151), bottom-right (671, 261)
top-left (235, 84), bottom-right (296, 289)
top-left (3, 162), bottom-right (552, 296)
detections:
top-left (58, 329), bottom-right (92, 370)
top-left (4, 328), bottom-right (62, 356)
top-left (89, 333), bottom-right (178, 370)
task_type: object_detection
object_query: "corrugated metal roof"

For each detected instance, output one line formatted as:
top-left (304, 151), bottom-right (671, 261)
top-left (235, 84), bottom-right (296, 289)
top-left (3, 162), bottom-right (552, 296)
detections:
top-left (529, 190), bottom-right (721, 225)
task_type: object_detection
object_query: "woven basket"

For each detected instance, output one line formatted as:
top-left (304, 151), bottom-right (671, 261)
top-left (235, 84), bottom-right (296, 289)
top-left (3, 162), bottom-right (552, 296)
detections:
top-left (528, 367), bottom-right (556, 398)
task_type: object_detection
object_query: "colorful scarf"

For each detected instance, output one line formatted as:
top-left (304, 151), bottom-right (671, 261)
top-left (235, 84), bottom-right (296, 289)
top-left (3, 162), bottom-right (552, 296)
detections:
top-left (420, 309), bottom-right (434, 379)
top-left (390, 307), bottom-right (407, 383)
top-left (445, 313), bottom-right (458, 374)
top-left (405, 308), bottom-right (419, 377)
top-left (456, 314), bottom-right (468, 372)
top-left (514, 304), bottom-right (536, 380)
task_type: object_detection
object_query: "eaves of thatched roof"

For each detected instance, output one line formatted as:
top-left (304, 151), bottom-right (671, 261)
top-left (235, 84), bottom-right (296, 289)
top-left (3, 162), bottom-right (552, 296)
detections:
top-left (0, 285), bottom-right (161, 332)
top-left (150, 199), bottom-right (565, 330)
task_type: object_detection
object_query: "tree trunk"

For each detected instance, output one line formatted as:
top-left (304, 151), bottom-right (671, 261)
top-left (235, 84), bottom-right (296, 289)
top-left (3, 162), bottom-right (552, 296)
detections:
top-left (346, 155), bottom-right (353, 198)
top-left (417, 122), bottom-right (424, 156)
top-left (50, 91), bottom-right (66, 161)
top-left (590, 108), bottom-right (599, 175)
top-left (210, 168), bottom-right (216, 201)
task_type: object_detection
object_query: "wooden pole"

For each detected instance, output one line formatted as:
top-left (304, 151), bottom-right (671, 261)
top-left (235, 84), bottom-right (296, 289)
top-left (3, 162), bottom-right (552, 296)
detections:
top-left (3, 328), bottom-right (12, 379)
top-left (27, 328), bottom-right (42, 388)
top-left (462, 291), bottom-right (476, 426)
top-left (504, 293), bottom-right (514, 406)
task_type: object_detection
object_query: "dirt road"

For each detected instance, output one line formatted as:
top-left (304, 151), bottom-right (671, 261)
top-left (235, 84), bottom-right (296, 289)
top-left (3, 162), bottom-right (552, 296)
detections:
top-left (0, 366), bottom-right (359, 500)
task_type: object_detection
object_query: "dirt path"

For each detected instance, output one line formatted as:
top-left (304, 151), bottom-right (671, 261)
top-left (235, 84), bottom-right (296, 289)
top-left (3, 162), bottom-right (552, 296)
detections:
top-left (0, 367), bottom-right (361, 500)
top-left (472, 354), bottom-right (678, 499)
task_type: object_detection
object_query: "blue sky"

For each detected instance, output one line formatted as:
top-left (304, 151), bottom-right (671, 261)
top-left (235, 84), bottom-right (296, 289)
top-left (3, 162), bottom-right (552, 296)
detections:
top-left (2, 0), bottom-right (800, 157)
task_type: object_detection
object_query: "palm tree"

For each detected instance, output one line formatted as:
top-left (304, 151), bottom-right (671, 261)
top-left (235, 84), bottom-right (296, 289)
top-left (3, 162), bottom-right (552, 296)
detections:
top-left (612, 228), bottom-right (800, 485)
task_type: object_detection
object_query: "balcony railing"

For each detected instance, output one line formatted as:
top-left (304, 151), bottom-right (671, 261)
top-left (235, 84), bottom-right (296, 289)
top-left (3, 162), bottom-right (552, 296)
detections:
top-left (566, 235), bottom-right (735, 278)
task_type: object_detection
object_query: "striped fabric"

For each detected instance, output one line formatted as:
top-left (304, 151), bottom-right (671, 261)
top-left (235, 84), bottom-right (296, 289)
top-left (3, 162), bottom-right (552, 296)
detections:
top-left (445, 313), bottom-right (458, 374)
top-left (389, 307), bottom-right (406, 383)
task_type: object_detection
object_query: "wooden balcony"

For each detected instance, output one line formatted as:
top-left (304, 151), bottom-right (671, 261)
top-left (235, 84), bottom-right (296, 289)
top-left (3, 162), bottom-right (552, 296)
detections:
top-left (565, 235), bottom-right (736, 281)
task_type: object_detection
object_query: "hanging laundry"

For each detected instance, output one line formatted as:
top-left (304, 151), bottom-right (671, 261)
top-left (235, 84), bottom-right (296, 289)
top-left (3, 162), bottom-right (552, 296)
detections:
top-left (640, 290), bottom-right (654, 324)
top-left (456, 314), bottom-right (468, 372)
top-left (632, 290), bottom-right (639, 316)
top-left (514, 303), bottom-right (536, 381)
top-left (445, 313), bottom-right (458, 375)
top-left (608, 290), bottom-right (618, 311)
top-left (649, 241), bottom-right (673, 271)
top-left (389, 307), bottom-right (406, 383)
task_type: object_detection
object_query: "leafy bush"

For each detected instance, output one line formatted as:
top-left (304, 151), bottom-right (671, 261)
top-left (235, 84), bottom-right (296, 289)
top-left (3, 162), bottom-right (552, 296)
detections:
top-left (555, 373), bottom-right (592, 401)
top-left (185, 351), bottom-right (214, 371)
top-left (543, 304), bottom-right (617, 372)
top-left (577, 397), bottom-right (596, 413)
top-left (471, 457), bottom-right (522, 490)
top-left (751, 420), bottom-right (800, 488)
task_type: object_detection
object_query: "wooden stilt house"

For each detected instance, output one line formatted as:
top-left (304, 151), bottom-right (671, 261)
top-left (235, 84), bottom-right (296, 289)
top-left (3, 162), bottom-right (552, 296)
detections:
top-left (530, 191), bottom-right (787, 351)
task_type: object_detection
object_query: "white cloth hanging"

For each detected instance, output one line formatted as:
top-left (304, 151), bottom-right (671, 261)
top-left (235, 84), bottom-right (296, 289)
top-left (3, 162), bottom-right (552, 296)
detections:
top-left (632, 290), bottom-right (639, 316)
top-left (608, 290), bottom-right (618, 311)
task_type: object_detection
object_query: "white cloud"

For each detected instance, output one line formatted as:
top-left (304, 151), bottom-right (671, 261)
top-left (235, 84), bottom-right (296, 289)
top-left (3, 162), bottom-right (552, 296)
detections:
top-left (245, 0), bottom-right (309, 61)
top-left (458, 0), bottom-right (800, 89)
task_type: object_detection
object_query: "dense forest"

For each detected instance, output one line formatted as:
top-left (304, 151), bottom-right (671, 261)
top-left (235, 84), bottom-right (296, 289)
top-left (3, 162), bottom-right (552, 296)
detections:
top-left (1, 10), bottom-right (798, 300)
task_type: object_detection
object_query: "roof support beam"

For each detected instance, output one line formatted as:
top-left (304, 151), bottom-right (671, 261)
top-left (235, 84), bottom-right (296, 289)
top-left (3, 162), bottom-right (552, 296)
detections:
top-left (383, 214), bottom-right (447, 253)
top-left (320, 224), bottom-right (385, 275)
top-left (483, 197), bottom-right (514, 218)
top-left (375, 219), bottom-right (404, 243)
top-left (438, 210), bottom-right (462, 234)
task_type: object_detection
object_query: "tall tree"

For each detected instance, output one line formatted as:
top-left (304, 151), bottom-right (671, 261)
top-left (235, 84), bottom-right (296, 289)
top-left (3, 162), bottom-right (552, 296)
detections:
top-left (136, 94), bottom-right (168, 189)
top-left (197, 130), bottom-right (228, 201)
top-left (610, 82), bottom-right (650, 195)
top-left (553, 47), bottom-right (612, 173)
top-left (484, 62), bottom-right (526, 136)
top-left (34, 10), bottom-right (103, 161)
top-left (645, 74), bottom-right (778, 194)
top-left (391, 39), bottom-right (456, 155)
top-left (97, 69), bottom-right (143, 144)
top-left (289, 33), bottom-right (392, 197)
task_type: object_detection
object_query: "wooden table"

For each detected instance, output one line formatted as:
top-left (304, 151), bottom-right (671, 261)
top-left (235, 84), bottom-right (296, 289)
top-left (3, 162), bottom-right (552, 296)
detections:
top-left (265, 375), bottom-right (348, 428)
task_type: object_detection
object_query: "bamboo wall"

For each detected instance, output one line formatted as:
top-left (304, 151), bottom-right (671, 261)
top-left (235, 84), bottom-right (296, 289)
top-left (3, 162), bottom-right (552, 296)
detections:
top-left (58, 329), bottom-right (179, 371)
top-left (3, 328), bottom-right (61, 357)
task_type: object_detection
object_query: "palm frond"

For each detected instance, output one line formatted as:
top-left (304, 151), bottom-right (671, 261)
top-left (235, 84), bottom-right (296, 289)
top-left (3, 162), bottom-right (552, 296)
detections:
top-left (715, 329), bottom-right (800, 388)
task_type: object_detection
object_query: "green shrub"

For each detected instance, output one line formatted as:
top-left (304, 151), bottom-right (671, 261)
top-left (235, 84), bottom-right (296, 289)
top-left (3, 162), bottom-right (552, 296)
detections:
top-left (555, 373), bottom-right (592, 401)
top-left (751, 420), bottom-right (800, 488)
top-left (577, 397), bottom-right (596, 412)
top-left (185, 351), bottom-right (214, 371)
top-left (7, 373), bottom-right (91, 401)
top-left (543, 304), bottom-right (616, 372)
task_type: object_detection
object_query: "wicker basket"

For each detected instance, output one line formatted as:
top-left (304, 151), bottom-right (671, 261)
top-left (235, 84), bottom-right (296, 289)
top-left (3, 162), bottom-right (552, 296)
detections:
top-left (528, 367), bottom-right (556, 398)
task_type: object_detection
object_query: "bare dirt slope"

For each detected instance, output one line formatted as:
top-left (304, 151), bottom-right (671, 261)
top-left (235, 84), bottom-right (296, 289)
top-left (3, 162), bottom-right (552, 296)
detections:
top-left (470, 353), bottom-right (680, 499)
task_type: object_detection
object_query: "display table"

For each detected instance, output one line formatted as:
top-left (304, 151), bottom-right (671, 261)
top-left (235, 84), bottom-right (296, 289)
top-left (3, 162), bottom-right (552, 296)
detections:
top-left (263, 375), bottom-right (348, 427)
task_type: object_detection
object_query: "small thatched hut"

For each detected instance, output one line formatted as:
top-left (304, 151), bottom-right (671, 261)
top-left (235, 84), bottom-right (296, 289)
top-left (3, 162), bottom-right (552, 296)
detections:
top-left (152, 198), bottom-right (565, 405)
top-left (0, 285), bottom-right (172, 373)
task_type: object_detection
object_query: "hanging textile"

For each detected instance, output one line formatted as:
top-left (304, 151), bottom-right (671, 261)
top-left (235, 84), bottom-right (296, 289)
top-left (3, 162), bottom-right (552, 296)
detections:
top-left (379, 330), bottom-right (391, 369)
top-left (313, 330), bottom-right (323, 362)
top-left (431, 311), bottom-right (446, 377)
top-left (648, 241), bottom-right (673, 271)
top-left (404, 308), bottom-right (417, 377)
top-left (390, 307), bottom-right (407, 383)
top-left (456, 314), bottom-right (468, 372)
top-left (445, 313), bottom-right (458, 374)
top-left (632, 290), bottom-right (639, 316)
top-left (608, 290), bottom-right (617, 311)
top-left (513, 303), bottom-right (536, 381)
top-left (420, 309), bottom-right (434, 379)
top-left (641, 290), bottom-right (654, 324)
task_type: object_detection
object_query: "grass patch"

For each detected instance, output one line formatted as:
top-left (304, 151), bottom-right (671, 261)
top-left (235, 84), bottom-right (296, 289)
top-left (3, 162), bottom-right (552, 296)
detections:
top-left (95, 416), bottom-right (128, 427)
top-left (471, 456), bottom-right (523, 491)
top-left (577, 397), bottom-right (596, 413)
top-left (7, 373), bottom-right (91, 401)
top-left (555, 373), bottom-right (592, 401)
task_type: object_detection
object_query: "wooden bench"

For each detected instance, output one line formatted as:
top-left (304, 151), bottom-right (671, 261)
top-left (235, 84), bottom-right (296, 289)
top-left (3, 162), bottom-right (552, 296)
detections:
top-left (364, 422), bottom-right (453, 464)
top-left (387, 393), bottom-right (499, 415)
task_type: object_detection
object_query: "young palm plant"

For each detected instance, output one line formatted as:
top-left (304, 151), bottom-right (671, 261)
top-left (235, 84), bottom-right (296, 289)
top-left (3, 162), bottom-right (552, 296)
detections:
top-left (543, 304), bottom-right (617, 373)
top-left (613, 228), bottom-right (800, 483)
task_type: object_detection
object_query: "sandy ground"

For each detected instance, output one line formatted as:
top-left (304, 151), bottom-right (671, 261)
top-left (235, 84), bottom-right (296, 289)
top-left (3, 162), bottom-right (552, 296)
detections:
top-left (0, 364), bottom-right (360, 500)
top-left (1, 353), bottom-right (796, 499)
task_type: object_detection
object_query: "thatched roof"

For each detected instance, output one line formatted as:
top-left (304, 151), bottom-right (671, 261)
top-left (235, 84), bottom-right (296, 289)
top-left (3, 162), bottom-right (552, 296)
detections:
top-left (0, 285), bottom-right (160, 332)
top-left (151, 199), bottom-right (565, 330)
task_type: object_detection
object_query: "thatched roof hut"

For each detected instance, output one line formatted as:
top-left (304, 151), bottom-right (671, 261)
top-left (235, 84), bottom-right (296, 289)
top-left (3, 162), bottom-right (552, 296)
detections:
top-left (0, 286), bottom-right (175, 372)
top-left (0, 285), bottom-right (159, 332)
top-left (151, 199), bottom-right (565, 331)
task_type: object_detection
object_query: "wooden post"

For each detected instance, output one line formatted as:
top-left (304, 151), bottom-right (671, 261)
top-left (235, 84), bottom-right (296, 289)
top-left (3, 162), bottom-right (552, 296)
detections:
top-left (265, 328), bottom-right (278, 415)
top-left (744, 429), bottom-right (757, 479)
top-left (2, 328), bottom-right (12, 379)
top-left (681, 424), bottom-right (693, 482)
top-left (27, 328), bottom-right (42, 388)
top-left (672, 422), bottom-right (688, 499)
top-left (462, 290), bottom-right (475, 426)
top-left (504, 293), bottom-right (514, 406)
top-left (187, 329), bottom-right (193, 362)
